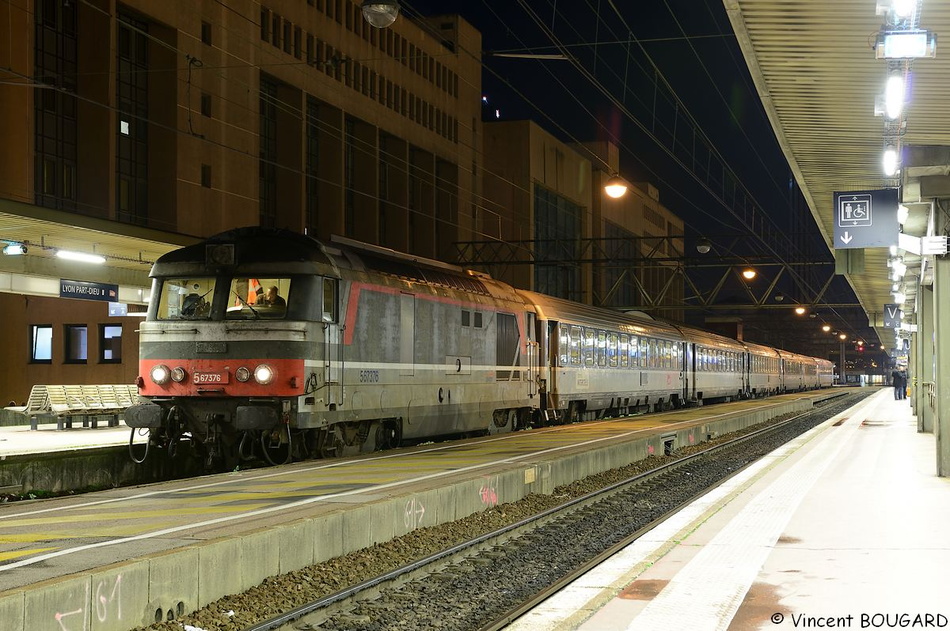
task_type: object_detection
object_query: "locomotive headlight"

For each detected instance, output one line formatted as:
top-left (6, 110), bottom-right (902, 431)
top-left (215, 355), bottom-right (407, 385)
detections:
top-left (235, 366), bottom-right (251, 382)
top-left (254, 364), bottom-right (274, 385)
top-left (151, 364), bottom-right (171, 385)
top-left (170, 366), bottom-right (187, 382)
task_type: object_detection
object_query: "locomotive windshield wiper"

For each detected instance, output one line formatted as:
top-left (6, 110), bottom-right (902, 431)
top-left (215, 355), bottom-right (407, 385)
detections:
top-left (231, 291), bottom-right (261, 319)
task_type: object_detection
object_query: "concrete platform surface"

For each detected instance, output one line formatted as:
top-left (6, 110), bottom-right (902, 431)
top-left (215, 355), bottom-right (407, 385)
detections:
top-left (510, 389), bottom-right (949, 631)
top-left (0, 423), bottom-right (141, 457)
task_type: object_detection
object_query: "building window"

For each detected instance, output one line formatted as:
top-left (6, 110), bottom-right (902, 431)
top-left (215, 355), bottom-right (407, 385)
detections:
top-left (64, 324), bottom-right (87, 364)
top-left (259, 76), bottom-right (278, 227)
top-left (99, 325), bottom-right (123, 363)
top-left (30, 325), bottom-right (53, 363)
top-left (260, 8), bottom-right (270, 42)
top-left (200, 92), bottom-right (211, 117)
top-left (201, 164), bottom-right (211, 188)
top-left (305, 96), bottom-right (320, 235)
top-left (33, 0), bottom-right (78, 211)
top-left (201, 21), bottom-right (212, 45)
top-left (534, 184), bottom-right (583, 301)
top-left (116, 11), bottom-right (149, 225)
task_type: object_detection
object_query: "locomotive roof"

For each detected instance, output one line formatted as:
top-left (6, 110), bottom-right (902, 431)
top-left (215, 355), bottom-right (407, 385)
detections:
top-left (151, 227), bottom-right (334, 275)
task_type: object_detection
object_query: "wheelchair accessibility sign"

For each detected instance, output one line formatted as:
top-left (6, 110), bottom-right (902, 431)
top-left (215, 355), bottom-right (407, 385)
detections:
top-left (839, 194), bottom-right (871, 227)
top-left (832, 188), bottom-right (898, 249)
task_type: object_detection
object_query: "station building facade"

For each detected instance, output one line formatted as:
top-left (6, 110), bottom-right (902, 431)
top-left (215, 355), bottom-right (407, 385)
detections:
top-left (0, 0), bottom-right (684, 406)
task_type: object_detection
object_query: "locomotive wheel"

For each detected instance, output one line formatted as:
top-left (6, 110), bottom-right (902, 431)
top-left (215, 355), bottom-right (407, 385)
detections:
top-left (318, 430), bottom-right (345, 458)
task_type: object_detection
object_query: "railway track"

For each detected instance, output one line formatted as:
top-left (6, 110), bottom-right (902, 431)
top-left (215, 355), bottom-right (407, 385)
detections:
top-left (213, 390), bottom-right (870, 631)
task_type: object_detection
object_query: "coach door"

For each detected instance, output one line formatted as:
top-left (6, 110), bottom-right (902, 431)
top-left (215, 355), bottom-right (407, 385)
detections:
top-left (526, 312), bottom-right (538, 398)
top-left (681, 341), bottom-right (692, 403)
top-left (323, 278), bottom-right (342, 405)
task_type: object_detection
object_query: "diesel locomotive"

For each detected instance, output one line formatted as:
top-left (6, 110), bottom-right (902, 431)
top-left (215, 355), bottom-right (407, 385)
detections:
top-left (126, 227), bottom-right (834, 468)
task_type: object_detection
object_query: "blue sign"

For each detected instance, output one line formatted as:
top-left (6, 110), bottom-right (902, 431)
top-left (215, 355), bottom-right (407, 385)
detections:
top-left (60, 279), bottom-right (119, 302)
top-left (833, 189), bottom-right (899, 249)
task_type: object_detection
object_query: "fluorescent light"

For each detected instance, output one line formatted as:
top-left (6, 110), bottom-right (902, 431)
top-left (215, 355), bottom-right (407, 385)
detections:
top-left (884, 74), bottom-right (904, 119)
top-left (893, 0), bottom-right (915, 17)
top-left (897, 204), bottom-right (909, 225)
top-left (2, 243), bottom-right (26, 255)
top-left (56, 250), bottom-right (106, 264)
top-left (878, 30), bottom-right (937, 59)
top-left (883, 147), bottom-right (899, 176)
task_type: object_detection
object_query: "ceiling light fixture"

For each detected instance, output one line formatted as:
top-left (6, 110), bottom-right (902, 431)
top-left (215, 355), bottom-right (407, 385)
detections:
top-left (884, 73), bottom-right (905, 119)
top-left (2, 243), bottom-right (27, 255)
top-left (741, 268), bottom-right (757, 281)
top-left (696, 237), bottom-right (711, 254)
top-left (876, 30), bottom-right (937, 59)
top-left (56, 249), bottom-right (106, 264)
top-left (882, 146), bottom-right (900, 176)
top-left (897, 204), bottom-right (909, 225)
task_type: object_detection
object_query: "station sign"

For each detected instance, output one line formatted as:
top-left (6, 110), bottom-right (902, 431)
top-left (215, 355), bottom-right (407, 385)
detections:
top-left (60, 279), bottom-right (119, 302)
top-left (832, 189), bottom-right (899, 249)
top-left (883, 303), bottom-right (903, 328)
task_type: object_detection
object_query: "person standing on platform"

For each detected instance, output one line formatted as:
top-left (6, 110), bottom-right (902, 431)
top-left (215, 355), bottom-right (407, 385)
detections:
top-left (899, 370), bottom-right (908, 400)
top-left (891, 369), bottom-right (904, 400)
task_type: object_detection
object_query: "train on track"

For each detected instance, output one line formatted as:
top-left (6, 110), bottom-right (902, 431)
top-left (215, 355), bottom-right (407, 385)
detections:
top-left (126, 227), bottom-right (834, 468)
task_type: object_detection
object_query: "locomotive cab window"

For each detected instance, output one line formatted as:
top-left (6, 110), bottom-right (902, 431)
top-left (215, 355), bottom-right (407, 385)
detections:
top-left (227, 277), bottom-right (290, 319)
top-left (322, 277), bottom-right (337, 322)
top-left (157, 278), bottom-right (216, 320)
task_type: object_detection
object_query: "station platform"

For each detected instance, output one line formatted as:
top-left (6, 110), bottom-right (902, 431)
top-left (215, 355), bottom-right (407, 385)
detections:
top-left (0, 391), bottom-right (838, 631)
top-left (509, 388), bottom-right (948, 631)
top-left (0, 422), bottom-right (137, 458)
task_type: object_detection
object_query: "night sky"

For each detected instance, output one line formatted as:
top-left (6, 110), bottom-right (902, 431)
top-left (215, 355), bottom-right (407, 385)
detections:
top-left (400, 0), bottom-right (880, 353)
top-left (404, 0), bottom-right (800, 240)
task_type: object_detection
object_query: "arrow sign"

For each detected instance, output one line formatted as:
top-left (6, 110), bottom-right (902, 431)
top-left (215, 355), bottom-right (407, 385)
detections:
top-left (833, 189), bottom-right (899, 250)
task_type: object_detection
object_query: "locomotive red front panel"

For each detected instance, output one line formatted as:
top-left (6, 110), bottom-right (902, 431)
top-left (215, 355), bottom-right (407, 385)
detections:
top-left (138, 358), bottom-right (305, 397)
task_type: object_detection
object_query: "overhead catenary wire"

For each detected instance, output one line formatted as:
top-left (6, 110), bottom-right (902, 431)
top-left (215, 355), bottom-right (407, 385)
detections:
top-left (7, 0), bottom-right (876, 343)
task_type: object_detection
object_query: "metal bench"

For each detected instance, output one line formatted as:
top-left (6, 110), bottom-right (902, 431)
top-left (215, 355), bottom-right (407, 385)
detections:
top-left (3, 385), bottom-right (53, 428)
top-left (6, 385), bottom-right (140, 430)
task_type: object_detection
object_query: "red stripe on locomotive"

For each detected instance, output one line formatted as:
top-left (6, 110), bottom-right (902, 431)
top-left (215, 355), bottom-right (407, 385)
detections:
top-left (138, 358), bottom-right (305, 397)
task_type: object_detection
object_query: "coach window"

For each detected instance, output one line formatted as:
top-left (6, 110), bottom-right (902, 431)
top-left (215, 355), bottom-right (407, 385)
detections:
top-left (570, 326), bottom-right (582, 365)
top-left (619, 334), bottom-right (629, 368)
top-left (583, 328), bottom-right (595, 366)
top-left (629, 335), bottom-right (639, 366)
top-left (30, 324), bottom-right (53, 364)
top-left (639, 337), bottom-right (649, 368)
top-left (607, 332), bottom-right (618, 367)
top-left (596, 330), bottom-right (607, 366)
top-left (557, 325), bottom-right (569, 365)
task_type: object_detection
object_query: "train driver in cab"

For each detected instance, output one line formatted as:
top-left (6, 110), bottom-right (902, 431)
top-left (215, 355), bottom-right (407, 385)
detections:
top-left (263, 285), bottom-right (286, 307)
